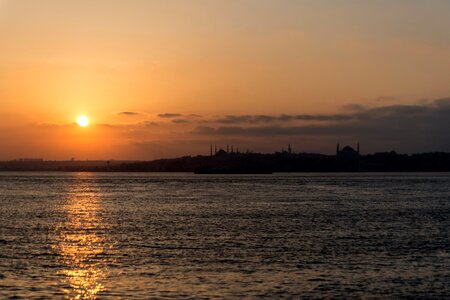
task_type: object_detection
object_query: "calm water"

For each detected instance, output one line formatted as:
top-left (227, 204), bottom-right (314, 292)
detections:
top-left (0, 172), bottom-right (449, 299)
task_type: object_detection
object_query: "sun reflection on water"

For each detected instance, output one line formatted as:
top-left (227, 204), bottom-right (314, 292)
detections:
top-left (53, 176), bottom-right (113, 299)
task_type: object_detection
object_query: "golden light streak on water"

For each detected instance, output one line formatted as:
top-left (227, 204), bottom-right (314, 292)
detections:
top-left (53, 175), bottom-right (111, 299)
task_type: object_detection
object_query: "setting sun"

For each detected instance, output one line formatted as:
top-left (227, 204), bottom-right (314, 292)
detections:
top-left (77, 116), bottom-right (89, 127)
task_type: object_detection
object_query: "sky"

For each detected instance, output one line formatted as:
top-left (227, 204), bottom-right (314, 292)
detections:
top-left (1, 0), bottom-right (450, 160)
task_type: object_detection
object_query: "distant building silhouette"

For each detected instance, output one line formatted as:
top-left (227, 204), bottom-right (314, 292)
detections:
top-left (336, 142), bottom-right (361, 171)
top-left (4, 142), bottom-right (450, 172)
top-left (336, 142), bottom-right (360, 158)
top-left (20, 158), bottom-right (44, 162)
top-left (215, 149), bottom-right (228, 156)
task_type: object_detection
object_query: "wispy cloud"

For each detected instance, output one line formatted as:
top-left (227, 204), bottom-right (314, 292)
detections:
top-left (115, 111), bottom-right (143, 116)
top-left (172, 119), bottom-right (190, 124)
top-left (35, 122), bottom-right (73, 128)
top-left (140, 121), bottom-right (159, 127)
top-left (158, 113), bottom-right (182, 118)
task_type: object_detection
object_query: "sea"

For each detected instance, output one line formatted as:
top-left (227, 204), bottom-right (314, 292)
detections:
top-left (0, 172), bottom-right (449, 299)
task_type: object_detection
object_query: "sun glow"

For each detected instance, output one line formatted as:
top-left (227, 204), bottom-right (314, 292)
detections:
top-left (77, 115), bottom-right (89, 127)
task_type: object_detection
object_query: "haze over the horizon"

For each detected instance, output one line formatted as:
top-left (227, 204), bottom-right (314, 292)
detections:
top-left (1, 0), bottom-right (450, 160)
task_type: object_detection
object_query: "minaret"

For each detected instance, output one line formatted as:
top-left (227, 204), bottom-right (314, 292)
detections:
top-left (288, 144), bottom-right (292, 154)
top-left (357, 142), bottom-right (361, 172)
top-left (214, 144), bottom-right (217, 155)
top-left (336, 143), bottom-right (340, 156)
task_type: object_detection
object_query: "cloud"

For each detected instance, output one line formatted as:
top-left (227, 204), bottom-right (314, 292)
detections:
top-left (195, 125), bottom-right (347, 136)
top-left (214, 114), bottom-right (354, 124)
top-left (434, 97), bottom-right (450, 107)
top-left (341, 103), bottom-right (366, 111)
top-left (172, 119), bottom-right (190, 124)
top-left (35, 122), bottom-right (73, 128)
top-left (158, 113), bottom-right (182, 118)
top-left (215, 115), bottom-right (253, 124)
top-left (193, 99), bottom-right (450, 153)
top-left (292, 114), bottom-right (353, 121)
top-left (140, 121), bottom-right (159, 127)
top-left (188, 114), bottom-right (202, 118)
top-left (115, 111), bottom-right (142, 116)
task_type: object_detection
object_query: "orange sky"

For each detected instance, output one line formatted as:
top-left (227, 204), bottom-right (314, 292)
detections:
top-left (1, 0), bottom-right (450, 159)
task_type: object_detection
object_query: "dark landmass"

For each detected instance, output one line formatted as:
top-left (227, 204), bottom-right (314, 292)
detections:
top-left (1, 146), bottom-right (450, 172)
